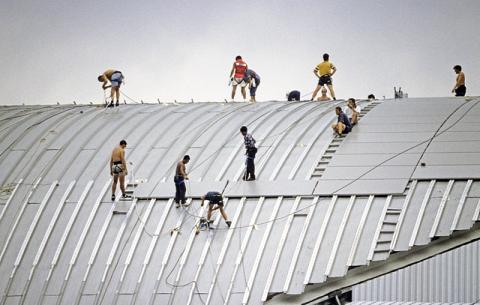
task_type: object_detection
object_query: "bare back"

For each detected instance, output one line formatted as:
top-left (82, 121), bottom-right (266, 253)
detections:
top-left (111, 146), bottom-right (125, 163)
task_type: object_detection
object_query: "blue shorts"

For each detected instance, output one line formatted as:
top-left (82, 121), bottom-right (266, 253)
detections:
top-left (249, 79), bottom-right (260, 97)
top-left (111, 72), bottom-right (123, 88)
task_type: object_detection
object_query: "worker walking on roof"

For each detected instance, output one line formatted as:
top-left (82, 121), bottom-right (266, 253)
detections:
top-left (110, 140), bottom-right (131, 201)
top-left (452, 65), bottom-right (466, 97)
top-left (174, 155), bottom-right (190, 207)
top-left (311, 53), bottom-right (337, 101)
top-left (240, 126), bottom-right (257, 181)
top-left (200, 191), bottom-right (231, 228)
top-left (244, 69), bottom-right (261, 102)
top-left (229, 56), bottom-right (248, 101)
top-left (98, 69), bottom-right (124, 107)
top-left (331, 107), bottom-right (351, 136)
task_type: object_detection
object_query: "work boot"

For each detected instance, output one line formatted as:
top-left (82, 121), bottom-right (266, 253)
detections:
top-left (122, 193), bottom-right (132, 199)
top-left (107, 102), bottom-right (114, 108)
top-left (115, 101), bottom-right (120, 107)
top-left (111, 194), bottom-right (116, 201)
top-left (226, 220), bottom-right (232, 228)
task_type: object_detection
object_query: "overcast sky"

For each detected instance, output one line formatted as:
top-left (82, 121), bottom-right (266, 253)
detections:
top-left (1, 0), bottom-right (479, 105)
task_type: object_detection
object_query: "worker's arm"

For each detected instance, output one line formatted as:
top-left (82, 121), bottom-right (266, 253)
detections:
top-left (200, 197), bottom-right (205, 207)
top-left (230, 64), bottom-right (235, 78)
top-left (330, 64), bottom-right (337, 76)
top-left (452, 73), bottom-right (464, 92)
top-left (180, 163), bottom-right (189, 179)
top-left (121, 149), bottom-right (128, 175)
top-left (110, 153), bottom-right (114, 176)
top-left (313, 68), bottom-right (319, 78)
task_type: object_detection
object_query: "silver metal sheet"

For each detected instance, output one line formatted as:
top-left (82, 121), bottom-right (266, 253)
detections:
top-left (413, 165), bottom-right (480, 179)
top-left (141, 181), bottom-right (227, 198)
top-left (224, 180), bottom-right (317, 197)
top-left (314, 179), bottom-right (409, 195)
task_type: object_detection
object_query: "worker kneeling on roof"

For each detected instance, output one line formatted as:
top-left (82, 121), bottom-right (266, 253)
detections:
top-left (200, 191), bottom-right (231, 228)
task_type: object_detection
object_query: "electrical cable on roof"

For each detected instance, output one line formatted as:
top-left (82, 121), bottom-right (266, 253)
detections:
top-left (210, 98), bottom-right (480, 231)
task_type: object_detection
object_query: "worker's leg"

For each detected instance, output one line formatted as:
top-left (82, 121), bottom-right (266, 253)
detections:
top-left (241, 87), bottom-right (247, 100)
top-left (246, 158), bottom-right (255, 180)
top-left (231, 85), bottom-right (237, 100)
top-left (207, 205), bottom-right (213, 221)
top-left (219, 207), bottom-right (229, 221)
top-left (327, 84), bottom-right (336, 100)
top-left (311, 85), bottom-right (322, 100)
top-left (331, 123), bottom-right (337, 132)
top-left (112, 175), bottom-right (118, 196)
top-left (337, 122), bottom-right (345, 135)
top-left (119, 173), bottom-right (126, 195)
top-left (179, 182), bottom-right (186, 204)
top-left (115, 87), bottom-right (120, 104)
top-left (174, 178), bottom-right (180, 203)
top-left (352, 112), bottom-right (358, 125)
top-left (110, 87), bottom-right (115, 103)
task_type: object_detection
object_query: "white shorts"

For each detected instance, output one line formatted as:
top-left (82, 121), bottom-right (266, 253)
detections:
top-left (232, 77), bottom-right (248, 87)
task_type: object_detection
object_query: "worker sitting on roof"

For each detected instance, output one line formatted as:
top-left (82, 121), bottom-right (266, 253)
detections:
top-left (317, 87), bottom-right (331, 101)
top-left (244, 69), bottom-right (261, 102)
top-left (345, 98), bottom-right (361, 126)
top-left (200, 192), bottom-right (231, 228)
top-left (174, 155), bottom-right (190, 208)
top-left (110, 140), bottom-right (131, 201)
top-left (286, 90), bottom-right (301, 101)
top-left (331, 106), bottom-right (351, 136)
top-left (229, 56), bottom-right (248, 101)
top-left (311, 53), bottom-right (337, 101)
top-left (98, 69), bottom-right (124, 107)
top-left (240, 126), bottom-right (257, 181)
top-left (452, 65), bottom-right (466, 97)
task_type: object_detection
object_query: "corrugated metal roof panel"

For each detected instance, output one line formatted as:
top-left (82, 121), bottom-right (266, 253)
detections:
top-left (0, 98), bottom-right (479, 305)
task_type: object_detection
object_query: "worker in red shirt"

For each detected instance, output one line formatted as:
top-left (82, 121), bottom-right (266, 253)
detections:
top-left (229, 55), bottom-right (248, 101)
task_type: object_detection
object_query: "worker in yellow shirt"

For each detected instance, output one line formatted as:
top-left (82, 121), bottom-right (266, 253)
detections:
top-left (311, 53), bottom-right (337, 101)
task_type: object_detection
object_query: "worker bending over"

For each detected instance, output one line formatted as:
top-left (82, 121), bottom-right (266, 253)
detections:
top-left (98, 69), bottom-right (124, 107)
top-left (200, 191), bottom-right (231, 228)
top-left (174, 155), bottom-right (190, 207)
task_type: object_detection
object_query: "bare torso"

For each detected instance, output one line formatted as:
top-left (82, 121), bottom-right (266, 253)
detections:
top-left (176, 161), bottom-right (186, 177)
top-left (457, 72), bottom-right (465, 86)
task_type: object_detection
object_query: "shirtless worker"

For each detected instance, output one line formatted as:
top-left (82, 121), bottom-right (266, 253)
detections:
top-left (317, 87), bottom-right (331, 101)
top-left (98, 69), bottom-right (124, 107)
top-left (200, 191), bottom-right (231, 228)
top-left (229, 56), bottom-right (248, 101)
top-left (174, 155), bottom-right (190, 207)
top-left (311, 53), bottom-right (337, 101)
top-left (110, 140), bottom-right (130, 201)
top-left (452, 65), bottom-right (466, 96)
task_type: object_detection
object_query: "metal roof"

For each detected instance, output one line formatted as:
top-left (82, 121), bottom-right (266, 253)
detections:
top-left (0, 98), bottom-right (479, 305)
top-left (352, 239), bottom-right (480, 303)
top-left (349, 302), bottom-right (480, 305)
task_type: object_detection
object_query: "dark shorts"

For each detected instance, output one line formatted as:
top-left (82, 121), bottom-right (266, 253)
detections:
top-left (318, 75), bottom-right (332, 86)
top-left (344, 126), bottom-right (351, 134)
top-left (455, 85), bottom-right (466, 97)
top-left (205, 191), bottom-right (223, 206)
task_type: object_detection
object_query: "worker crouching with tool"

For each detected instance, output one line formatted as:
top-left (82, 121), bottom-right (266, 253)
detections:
top-left (200, 191), bottom-right (231, 229)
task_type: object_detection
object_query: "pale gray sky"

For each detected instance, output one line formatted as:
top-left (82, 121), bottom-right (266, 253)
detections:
top-left (1, 0), bottom-right (479, 104)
